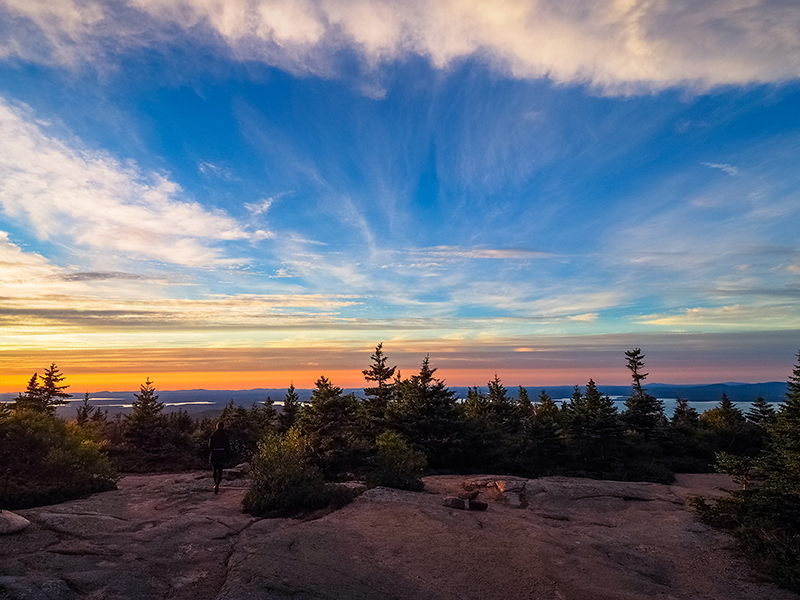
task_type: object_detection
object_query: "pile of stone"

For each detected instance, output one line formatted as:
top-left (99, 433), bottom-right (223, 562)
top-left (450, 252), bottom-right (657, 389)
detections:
top-left (462, 476), bottom-right (528, 508)
top-left (442, 488), bottom-right (488, 511)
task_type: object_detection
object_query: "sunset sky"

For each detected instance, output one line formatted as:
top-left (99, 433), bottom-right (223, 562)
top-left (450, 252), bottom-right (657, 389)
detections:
top-left (1, 0), bottom-right (799, 393)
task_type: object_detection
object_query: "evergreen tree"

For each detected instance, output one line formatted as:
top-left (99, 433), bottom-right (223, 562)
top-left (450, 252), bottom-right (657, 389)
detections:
top-left (278, 383), bottom-right (301, 432)
top-left (362, 343), bottom-right (396, 426)
top-left (463, 386), bottom-right (488, 418)
top-left (14, 364), bottom-right (72, 413)
top-left (746, 396), bottom-right (776, 426)
top-left (297, 376), bottom-right (364, 474)
top-left (515, 389), bottom-right (564, 476)
top-left (14, 373), bottom-right (42, 411)
top-left (535, 390), bottom-right (560, 420)
top-left (487, 373), bottom-right (515, 425)
top-left (75, 392), bottom-right (93, 426)
top-left (762, 352), bottom-right (800, 495)
top-left (388, 355), bottom-right (461, 469)
top-left (671, 396), bottom-right (699, 428)
top-left (700, 392), bottom-right (746, 430)
top-left (39, 363), bottom-right (72, 410)
top-left (517, 386), bottom-right (533, 418)
top-left (565, 380), bottom-right (624, 476)
top-left (622, 348), bottom-right (665, 438)
top-left (219, 399), bottom-right (276, 463)
top-left (124, 377), bottom-right (166, 450)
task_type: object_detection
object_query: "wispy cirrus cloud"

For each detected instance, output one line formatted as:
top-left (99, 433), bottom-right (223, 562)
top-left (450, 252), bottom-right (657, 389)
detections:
top-left (701, 162), bottom-right (739, 176)
top-left (639, 304), bottom-right (800, 330)
top-left (0, 97), bottom-right (258, 267)
top-left (1, 0), bottom-right (799, 93)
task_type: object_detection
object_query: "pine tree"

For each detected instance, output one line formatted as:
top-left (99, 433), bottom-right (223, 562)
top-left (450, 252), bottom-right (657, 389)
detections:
top-left (622, 348), bottom-right (665, 438)
top-left (565, 380), bottom-right (624, 476)
top-left (14, 364), bottom-right (72, 413)
top-left (516, 389), bottom-right (564, 476)
top-left (700, 392), bottom-right (746, 430)
top-left (671, 396), bottom-right (699, 428)
top-left (534, 390), bottom-right (560, 420)
top-left (297, 376), bottom-right (363, 474)
top-left (362, 343), bottom-right (396, 425)
top-left (39, 363), bottom-right (72, 410)
top-left (518, 386), bottom-right (533, 418)
top-left (762, 351), bottom-right (800, 495)
top-left (279, 383), bottom-right (301, 432)
top-left (463, 386), bottom-right (488, 418)
top-left (746, 396), bottom-right (776, 426)
top-left (487, 373), bottom-right (515, 424)
top-left (389, 355), bottom-right (460, 469)
top-left (124, 377), bottom-right (165, 450)
top-left (76, 392), bottom-right (93, 426)
top-left (14, 373), bottom-right (42, 411)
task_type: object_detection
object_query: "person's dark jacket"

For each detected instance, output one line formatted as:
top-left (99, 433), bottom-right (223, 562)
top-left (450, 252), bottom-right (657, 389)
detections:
top-left (208, 429), bottom-right (232, 465)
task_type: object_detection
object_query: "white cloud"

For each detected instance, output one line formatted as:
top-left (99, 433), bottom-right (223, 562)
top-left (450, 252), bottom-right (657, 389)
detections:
top-left (1, 0), bottom-right (799, 92)
top-left (0, 98), bottom-right (254, 267)
top-left (701, 162), bottom-right (739, 176)
top-left (639, 304), bottom-right (800, 330)
top-left (419, 246), bottom-right (552, 260)
top-left (245, 198), bottom-right (273, 216)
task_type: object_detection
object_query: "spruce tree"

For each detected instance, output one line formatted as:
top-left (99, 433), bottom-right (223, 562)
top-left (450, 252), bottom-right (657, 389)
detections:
top-left (297, 376), bottom-right (363, 474)
top-left (124, 377), bottom-right (166, 451)
top-left (746, 396), bottom-right (776, 426)
top-left (76, 392), bottom-right (93, 426)
top-left (535, 390), bottom-right (560, 420)
top-left (39, 363), bottom-right (72, 410)
top-left (487, 373), bottom-right (515, 425)
top-left (13, 373), bottom-right (42, 411)
top-left (622, 348), bottom-right (665, 438)
top-left (565, 380), bottom-right (624, 476)
top-left (362, 343), bottom-right (396, 425)
top-left (463, 386), bottom-right (488, 418)
top-left (517, 389), bottom-right (564, 476)
top-left (671, 396), bottom-right (699, 428)
top-left (389, 355), bottom-right (460, 469)
top-left (278, 383), bottom-right (301, 432)
top-left (700, 392), bottom-right (746, 430)
top-left (517, 386), bottom-right (533, 418)
top-left (14, 364), bottom-right (71, 413)
top-left (762, 352), bottom-right (800, 495)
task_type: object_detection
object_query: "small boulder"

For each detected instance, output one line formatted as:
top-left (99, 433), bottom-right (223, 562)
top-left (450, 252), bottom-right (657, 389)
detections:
top-left (0, 510), bottom-right (30, 535)
top-left (222, 462), bottom-right (252, 480)
top-left (458, 490), bottom-right (480, 500)
top-left (443, 497), bottom-right (466, 510)
top-left (468, 499), bottom-right (488, 511)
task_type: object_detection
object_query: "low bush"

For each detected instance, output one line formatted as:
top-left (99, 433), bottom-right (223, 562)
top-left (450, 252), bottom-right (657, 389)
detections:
top-left (366, 431), bottom-right (427, 491)
top-left (691, 490), bottom-right (800, 592)
top-left (243, 429), bottom-right (357, 516)
top-left (0, 410), bottom-right (117, 509)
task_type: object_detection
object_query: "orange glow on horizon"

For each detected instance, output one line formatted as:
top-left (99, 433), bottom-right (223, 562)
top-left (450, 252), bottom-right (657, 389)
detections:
top-left (1, 363), bottom-right (776, 394)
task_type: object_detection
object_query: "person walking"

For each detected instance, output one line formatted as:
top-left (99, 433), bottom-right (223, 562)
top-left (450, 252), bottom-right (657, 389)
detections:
top-left (208, 421), bottom-right (231, 494)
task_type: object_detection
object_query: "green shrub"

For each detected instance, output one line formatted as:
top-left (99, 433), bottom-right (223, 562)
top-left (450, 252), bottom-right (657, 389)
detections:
top-left (366, 431), bottom-right (427, 491)
top-left (0, 410), bottom-right (117, 509)
top-left (243, 429), bottom-right (354, 516)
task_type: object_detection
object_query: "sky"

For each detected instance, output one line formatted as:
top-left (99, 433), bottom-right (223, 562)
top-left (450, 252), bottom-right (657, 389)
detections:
top-left (0, 0), bottom-right (799, 393)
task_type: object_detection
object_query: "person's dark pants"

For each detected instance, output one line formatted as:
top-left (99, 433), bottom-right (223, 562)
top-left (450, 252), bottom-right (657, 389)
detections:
top-left (212, 463), bottom-right (224, 486)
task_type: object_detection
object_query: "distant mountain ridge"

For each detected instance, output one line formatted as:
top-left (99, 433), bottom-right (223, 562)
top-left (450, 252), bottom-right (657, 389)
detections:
top-left (1, 381), bottom-right (789, 417)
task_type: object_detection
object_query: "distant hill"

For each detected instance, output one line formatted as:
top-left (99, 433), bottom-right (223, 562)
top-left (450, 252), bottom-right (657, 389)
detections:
top-left (1, 381), bottom-right (789, 419)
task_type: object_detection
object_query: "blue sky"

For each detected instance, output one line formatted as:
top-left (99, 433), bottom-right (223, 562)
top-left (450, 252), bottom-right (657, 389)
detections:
top-left (0, 0), bottom-right (799, 390)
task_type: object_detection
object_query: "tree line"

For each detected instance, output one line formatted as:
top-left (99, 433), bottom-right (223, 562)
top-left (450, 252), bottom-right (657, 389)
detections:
top-left (2, 346), bottom-right (800, 591)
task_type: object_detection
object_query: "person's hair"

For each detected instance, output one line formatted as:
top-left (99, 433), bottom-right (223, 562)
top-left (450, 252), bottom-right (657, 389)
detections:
top-left (216, 421), bottom-right (225, 430)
